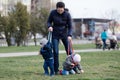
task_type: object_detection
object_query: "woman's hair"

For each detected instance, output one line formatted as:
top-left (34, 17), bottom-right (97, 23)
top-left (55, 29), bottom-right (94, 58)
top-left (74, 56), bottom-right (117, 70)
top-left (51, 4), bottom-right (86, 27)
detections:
top-left (56, 2), bottom-right (65, 8)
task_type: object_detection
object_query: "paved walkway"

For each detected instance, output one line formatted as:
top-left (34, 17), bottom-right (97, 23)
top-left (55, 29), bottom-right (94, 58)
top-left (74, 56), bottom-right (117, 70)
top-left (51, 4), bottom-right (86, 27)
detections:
top-left (0, 49), bottom-right (109, 57)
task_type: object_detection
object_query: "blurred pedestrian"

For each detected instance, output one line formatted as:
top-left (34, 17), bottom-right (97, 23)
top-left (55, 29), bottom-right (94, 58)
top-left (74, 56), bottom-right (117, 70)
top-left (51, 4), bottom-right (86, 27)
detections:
top-left (101, 29), bottom-right (108, 50)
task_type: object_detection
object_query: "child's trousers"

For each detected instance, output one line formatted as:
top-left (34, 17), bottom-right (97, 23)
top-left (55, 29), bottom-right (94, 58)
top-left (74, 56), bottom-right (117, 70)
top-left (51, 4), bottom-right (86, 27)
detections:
top-left (62, 69), bottom-right (75, 75)
top-left (43, 58), bottom-right (54, 76)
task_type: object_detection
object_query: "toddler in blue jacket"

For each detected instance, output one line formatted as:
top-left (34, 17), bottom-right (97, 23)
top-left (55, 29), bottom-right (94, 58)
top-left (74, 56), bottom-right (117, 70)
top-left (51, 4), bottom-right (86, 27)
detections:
top-left (39, 38), bottom-right (54, 76)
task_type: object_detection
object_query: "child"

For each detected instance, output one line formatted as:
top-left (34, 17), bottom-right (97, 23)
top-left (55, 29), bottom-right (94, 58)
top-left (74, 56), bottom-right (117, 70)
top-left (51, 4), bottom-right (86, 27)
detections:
top-left (60, 54), bottom-right (84, 75)
top-left (39, 38), bottom-right (54, 76)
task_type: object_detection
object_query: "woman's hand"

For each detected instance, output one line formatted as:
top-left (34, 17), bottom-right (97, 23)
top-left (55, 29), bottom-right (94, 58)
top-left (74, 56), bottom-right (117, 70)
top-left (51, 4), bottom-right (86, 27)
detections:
top-left (68, 36), bottom-right (72, 41)
top-left (48, 27), bottom-right (53, 32)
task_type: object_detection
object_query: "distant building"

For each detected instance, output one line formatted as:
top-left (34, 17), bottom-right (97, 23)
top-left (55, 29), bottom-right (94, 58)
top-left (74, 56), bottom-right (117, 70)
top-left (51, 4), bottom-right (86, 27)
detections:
top-left (73, 18), bottom-right (112, 39)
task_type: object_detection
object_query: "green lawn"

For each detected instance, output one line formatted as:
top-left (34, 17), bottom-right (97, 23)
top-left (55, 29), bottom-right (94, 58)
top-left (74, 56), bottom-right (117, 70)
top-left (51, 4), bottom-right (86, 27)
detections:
top-left (0, 43), bottom-right (95, 53)
top-left (0, 50), bottom-right (120, 80)
top-left (0, 46), bottom-right (40, 53)
top-left (0, 42), bottom-right (119, 53)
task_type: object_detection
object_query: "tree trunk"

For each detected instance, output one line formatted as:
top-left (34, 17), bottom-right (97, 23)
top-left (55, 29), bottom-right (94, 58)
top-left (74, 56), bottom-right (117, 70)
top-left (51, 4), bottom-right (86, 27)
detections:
top-left (15, 30), bottom-right (21, 47)
top-left (33, 33), bottom-right (37, 46)
top-left (5, 31), bottom-right (11, 46)
top-left (6, 37), bottom-right (11, 46)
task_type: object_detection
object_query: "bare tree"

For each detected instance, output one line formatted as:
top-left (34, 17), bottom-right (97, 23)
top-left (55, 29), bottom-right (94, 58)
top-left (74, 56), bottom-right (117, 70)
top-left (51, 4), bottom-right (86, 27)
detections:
top-left (103, 9), bottom-right (120, 33)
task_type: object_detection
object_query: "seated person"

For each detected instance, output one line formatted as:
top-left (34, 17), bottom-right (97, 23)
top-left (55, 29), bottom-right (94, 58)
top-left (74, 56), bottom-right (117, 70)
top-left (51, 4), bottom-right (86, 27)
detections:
top-left (60, 54), bottom-right (84, 75)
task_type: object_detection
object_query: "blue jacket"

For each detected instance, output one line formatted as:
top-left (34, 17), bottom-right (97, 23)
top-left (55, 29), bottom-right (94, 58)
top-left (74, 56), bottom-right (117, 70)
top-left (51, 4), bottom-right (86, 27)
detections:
top-left (40, 41), bottom-right (53, 60)
top-left (47, 10), bottom-right (72, 39)
top-left (101, 31), bottom-right (107, 39)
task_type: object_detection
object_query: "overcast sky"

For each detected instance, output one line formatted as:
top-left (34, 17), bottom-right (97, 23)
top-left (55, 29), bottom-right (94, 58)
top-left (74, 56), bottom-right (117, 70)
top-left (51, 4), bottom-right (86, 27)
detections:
top-left (62, 0), bottom-right (120, 19)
